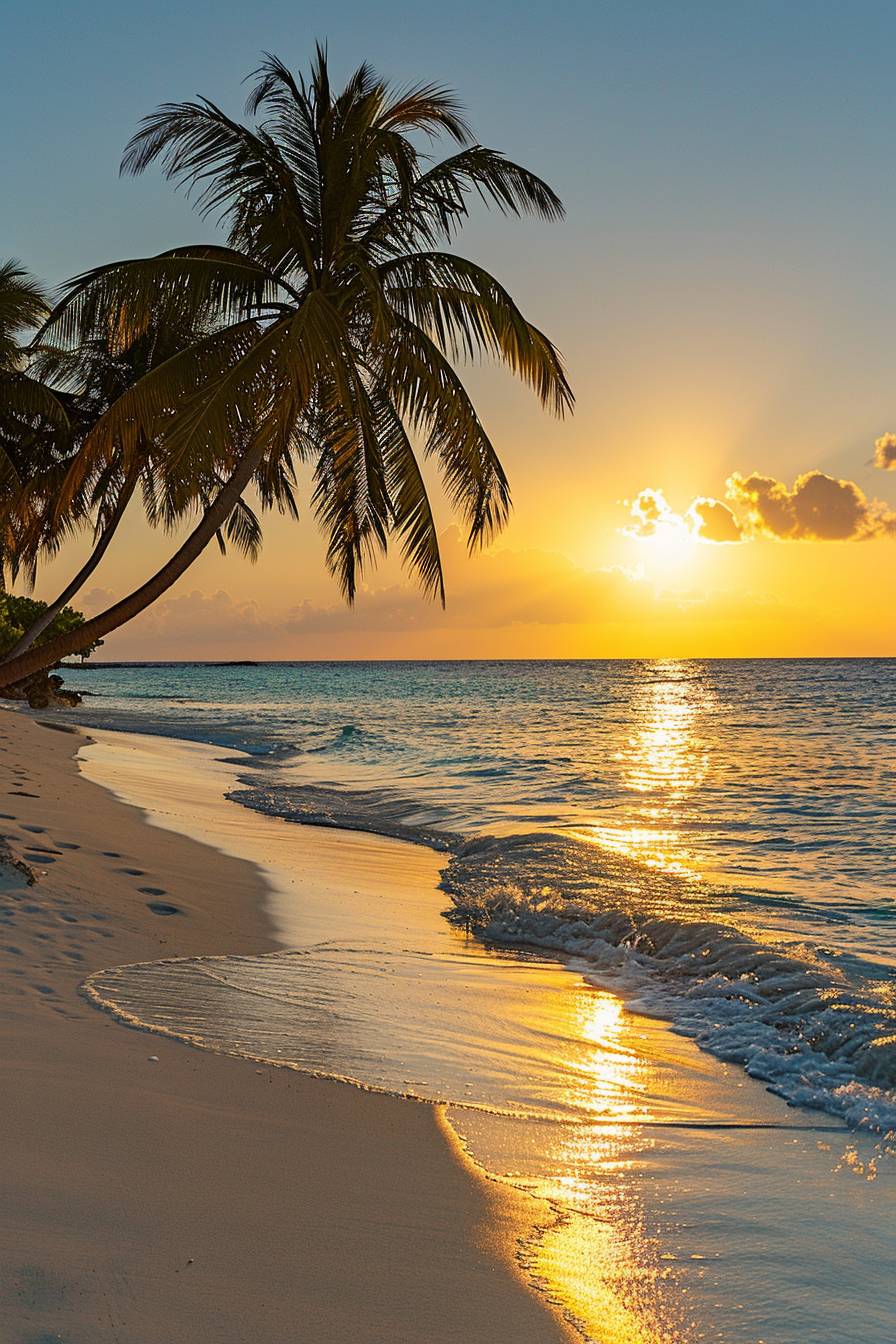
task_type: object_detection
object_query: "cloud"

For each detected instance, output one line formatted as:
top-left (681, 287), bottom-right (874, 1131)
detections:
top-left (84, 538), bottom-right (660, 649)
top-left (685, 497), bottom-right (743, 543)
top-left (81, 587), bottom-right (274, 651)
top-left (727, 470), bottom-right (896, 540)
top-left (81, 587), bottom-right (114, 616)
top-left (874, 433), bottom-right (896, 470)
top-left (624, 488), bottom-right (742, 544)
top-left (623, 488), bottom-right (679, 539)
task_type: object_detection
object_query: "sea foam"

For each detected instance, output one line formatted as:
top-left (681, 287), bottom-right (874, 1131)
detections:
top-left (442, 832), bottom-right (896, 1133)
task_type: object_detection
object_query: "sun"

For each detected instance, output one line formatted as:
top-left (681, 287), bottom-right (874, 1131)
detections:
top-left (634, 518), bottom-right (699, 575)
top-left (619, 488), bottom-right (704, 578)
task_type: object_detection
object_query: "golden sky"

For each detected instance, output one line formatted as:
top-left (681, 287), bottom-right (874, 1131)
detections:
top-left (15, 7), bottom-right (896, 659)
top-left (36, 407), bottom-right (896, 660)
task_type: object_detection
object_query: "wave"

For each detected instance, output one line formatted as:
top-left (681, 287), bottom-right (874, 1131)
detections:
top-left (308, 723), bottom-right (364, 752)
top-left (441, 832), bottom-right (896, 1134)
top-left (229, 780), bottom-right (460, 851)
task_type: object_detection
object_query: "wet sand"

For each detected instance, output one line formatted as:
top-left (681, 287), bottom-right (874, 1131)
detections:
top-left (0, 708), bottom-right (573, 1344)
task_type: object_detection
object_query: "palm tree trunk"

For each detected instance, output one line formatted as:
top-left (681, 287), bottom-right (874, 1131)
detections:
top-left (0, 442), bottom-right (266, 689)
top-left (1, 471), bottom-right (140, 664)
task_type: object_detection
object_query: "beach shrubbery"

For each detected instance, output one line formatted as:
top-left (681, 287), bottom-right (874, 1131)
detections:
top-left (0, 593), bottom-right (99, 705)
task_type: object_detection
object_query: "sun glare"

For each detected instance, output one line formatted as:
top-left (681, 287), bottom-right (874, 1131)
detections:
top-left (634, 520), bottom-right (699, 575)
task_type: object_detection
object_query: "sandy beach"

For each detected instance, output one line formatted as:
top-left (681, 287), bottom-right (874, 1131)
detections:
top-left (0, 707), bottom-right (573, 1344)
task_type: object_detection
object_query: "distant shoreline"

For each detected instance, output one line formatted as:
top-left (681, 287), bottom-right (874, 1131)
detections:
top-left (60, 653), bottom-right (896, 667)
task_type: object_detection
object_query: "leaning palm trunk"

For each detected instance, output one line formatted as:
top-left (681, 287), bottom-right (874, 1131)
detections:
top-left (0, 442), bottom-right (265, 687)
top-left (1, 472), bottom-right (140, 663)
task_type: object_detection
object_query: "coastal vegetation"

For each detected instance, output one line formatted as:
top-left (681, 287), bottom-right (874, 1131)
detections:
top-left (0, 49), bottom-right (571, 696)
top-left (0, 593), bottom-right (99, 705)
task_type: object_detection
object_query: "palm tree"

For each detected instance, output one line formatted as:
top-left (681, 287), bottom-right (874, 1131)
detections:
top-left (0, 49), bottom-right (572, 688)
top-left (1, 320), bottom-right (297, 661)
top-left (0, 261), bottom-right (70, 581)
top-left (0, 261), bottom-right (70, 443)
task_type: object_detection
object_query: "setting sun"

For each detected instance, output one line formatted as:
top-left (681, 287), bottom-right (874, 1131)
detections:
top-left (631, 520), bottom-right (699, 575)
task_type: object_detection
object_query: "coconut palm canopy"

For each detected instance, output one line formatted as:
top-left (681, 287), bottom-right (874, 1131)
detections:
top-left (23, 320), bottom-right (296, 576)
top-left (48, 47), bottom-right (572, 599)
top-left (0, 315), bottom-right (297, 665)
top-left (0, 261), bottom-right (70, 484)
top-left (0, 48), bottom-right (571, 686)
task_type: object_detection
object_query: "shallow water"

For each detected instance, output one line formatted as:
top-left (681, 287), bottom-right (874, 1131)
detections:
top-left (66, 659), bottom-right (896, 1129)
top-left (78, 728), bottom-right (896, 1344)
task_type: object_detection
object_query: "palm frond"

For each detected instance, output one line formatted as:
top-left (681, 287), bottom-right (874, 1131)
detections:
top-left (46, 252), bottom-right (281, 351)
top-left (0, 370), bottom-right (70, 430)
top-left (382, 250), bottom-right (573, 416)
top-left (378, 315), bottom-right (511, 547)
top-left (379, 81), bottom-right (471, 144)
top-left (215, 494), bottom-right (264, 560)
top-left (365, 147), bottom-right (564, 254)
top-left (0, 261), bottom-right (50, 367)
top-left (371, 385), bottom-right (444, 601)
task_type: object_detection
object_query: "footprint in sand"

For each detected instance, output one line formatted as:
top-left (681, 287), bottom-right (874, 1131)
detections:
top-left (146, 900), bottom-right (183, 916)
top-left (24, 853), bottom-right (57, 865)
top-left (0, 812), bottom-right (15, 820)
top-left (119, 867), bottom-right (145, 876)
top-left (56, 841), bottom-right (80, 850)
top-left (102, 851), bottom-right (122, 858)
top-left (139, 886), bottom-right (167, 896)
top-left (22, 825), bottom-right (47, 834)
top-left (9, 791), bottom-right (38, 798)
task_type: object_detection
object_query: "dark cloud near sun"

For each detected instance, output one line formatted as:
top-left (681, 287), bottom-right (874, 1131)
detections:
top-left (623, 488), bottom-right (742, 544)
top-left (686, 498), bottom-right (743, 543)
top-left (727, 470), bottom-right (896, 541)
top-left (624, 468), bottom-right (896, 545)
top-left (874, 433), bottom-right (896, 470)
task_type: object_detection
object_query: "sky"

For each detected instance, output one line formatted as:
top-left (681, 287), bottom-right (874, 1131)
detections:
top-left (4, 0), bottom-right (896, 658)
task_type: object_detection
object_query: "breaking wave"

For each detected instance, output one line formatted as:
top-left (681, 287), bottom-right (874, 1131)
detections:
top-left (441, 832), bottom-right (896, 1134)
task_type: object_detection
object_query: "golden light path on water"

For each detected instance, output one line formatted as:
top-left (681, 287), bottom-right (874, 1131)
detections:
top-left (529, 668), bottom-right (713, 1343)
top-left (530, 993), bottom-right (675, 1344)
top-left (452, 986), bottom-right (695, 1344)
top-left (574, 660), bottom-right (711, 883)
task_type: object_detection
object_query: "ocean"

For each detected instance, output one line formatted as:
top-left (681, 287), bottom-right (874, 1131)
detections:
top-left (64, 658), bottom-right (896, 1341)
top-left (65, 657), bottom-right (896, 1129)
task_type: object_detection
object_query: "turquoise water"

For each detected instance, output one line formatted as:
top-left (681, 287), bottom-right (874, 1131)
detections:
top-left (64, 658), bottom-right (896, 1130)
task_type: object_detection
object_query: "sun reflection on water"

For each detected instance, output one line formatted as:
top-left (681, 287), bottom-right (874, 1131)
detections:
top-left (525, 669), bottom-right (719, 1339)
top-left (623, 662), bottom-right (710, 793)
top-left (576, 662), bottom-right (715, 883)
top-left (527, 987), bottom-right (688, 1343)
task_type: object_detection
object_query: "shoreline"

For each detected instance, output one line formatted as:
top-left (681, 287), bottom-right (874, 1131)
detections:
top-left (0, 707), bottom-right (574, 1344)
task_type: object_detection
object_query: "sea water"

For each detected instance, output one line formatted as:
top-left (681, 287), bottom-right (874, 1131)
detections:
top-left (65, 659), bottom-right (896, 1341)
